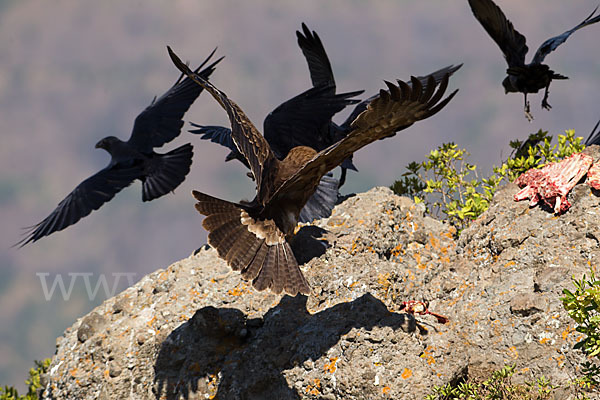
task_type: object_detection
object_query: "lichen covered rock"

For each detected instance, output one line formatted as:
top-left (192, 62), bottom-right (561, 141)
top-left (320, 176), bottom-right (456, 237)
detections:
top-left (42, 186), bottom-right (598, 399)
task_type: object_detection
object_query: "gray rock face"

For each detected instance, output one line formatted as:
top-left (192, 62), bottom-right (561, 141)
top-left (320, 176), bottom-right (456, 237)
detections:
top-left (41, 184), bottom-right (599, 400)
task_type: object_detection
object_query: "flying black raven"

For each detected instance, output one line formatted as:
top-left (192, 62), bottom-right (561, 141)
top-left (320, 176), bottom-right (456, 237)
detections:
top-left (17, 49), bottom-right (223, 247)
top-left (468, 0), bottom-right (600, 121)
top-left (168, 46), bottom-right (458, 296)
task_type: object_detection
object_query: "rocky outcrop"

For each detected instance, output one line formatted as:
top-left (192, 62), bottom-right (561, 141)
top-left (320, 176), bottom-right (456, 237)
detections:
top-left (41, 180), bottom-right (600, 399)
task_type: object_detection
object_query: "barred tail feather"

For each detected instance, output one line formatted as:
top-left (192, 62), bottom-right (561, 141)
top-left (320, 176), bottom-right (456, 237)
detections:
top-left (192, 190), bottom-right (310, 296)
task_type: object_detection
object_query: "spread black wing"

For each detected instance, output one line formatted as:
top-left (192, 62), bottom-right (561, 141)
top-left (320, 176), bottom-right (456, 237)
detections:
top-left (189, 123), bottom-right (249, 168)
top-left (263, 85), bottom-right (363, 159)
top-left (585, 119), bottom-right (600, 146)
top-left (128, 48), bottom-right (223, 152)
top-left (267, 74), bottom-right (458, 207)
top-left (168, 47), bottom-right (276, 201)
top-left (189, 123), bottom-right (235, 151)
top-left (17, 164), bottom-right (143, 246)
top-left (468, 0), bottom-right (528, 67)
top-left (296, 22), bottom-right (336, 88)
top-left (531, 6), bottom-right (600, 65)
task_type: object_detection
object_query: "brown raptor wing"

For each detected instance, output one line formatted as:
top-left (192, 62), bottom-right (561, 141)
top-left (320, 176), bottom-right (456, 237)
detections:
top-left (266, 74), bottom-right (458, 207)
top-left (168, 47), bottom-right (277, 201)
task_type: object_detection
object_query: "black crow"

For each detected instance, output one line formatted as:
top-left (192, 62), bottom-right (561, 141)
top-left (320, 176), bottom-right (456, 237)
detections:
top-left (17, 49), bottom-right (223, 246)
top-left (468, 0), bottom-right (600, 120)
top-left (169, 46), bottom-right (458, 296)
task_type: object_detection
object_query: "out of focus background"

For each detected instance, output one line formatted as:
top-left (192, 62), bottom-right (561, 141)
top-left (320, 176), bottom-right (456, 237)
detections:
top-left (1, 0), bottom-right (598, 390)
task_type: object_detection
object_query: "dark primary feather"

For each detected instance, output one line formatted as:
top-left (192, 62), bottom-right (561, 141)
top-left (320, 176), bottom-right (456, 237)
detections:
top-left (189, 123), bottom-right (235, 151)
top-left (296, 22), bottom-right (335, 88)
top-left (17, 165), bottom-right (143, 247)
top-left (340, 64), bottom-right (462, 131)
top-left (467, 0), bottom-right (528, 67)
top-left (585, 119), bottom-right (600, 146)
top-left (531, 6), bottom-right (600, 65)
top-left (128, 48), bottom-right (224, 152)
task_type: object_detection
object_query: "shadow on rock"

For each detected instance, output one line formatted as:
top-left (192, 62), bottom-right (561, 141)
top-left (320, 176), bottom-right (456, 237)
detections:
top-left (290, 225), bottom-right (330, 265)
top-left (153, 293), bottom-right (414, 400)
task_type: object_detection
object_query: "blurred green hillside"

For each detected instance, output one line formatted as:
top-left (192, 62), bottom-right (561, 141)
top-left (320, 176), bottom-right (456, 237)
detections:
top-left (1, 0), bottom-right (599, 391)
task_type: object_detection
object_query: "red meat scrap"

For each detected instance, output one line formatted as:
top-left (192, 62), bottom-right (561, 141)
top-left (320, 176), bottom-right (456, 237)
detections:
top-left (587, 161), bottom-right (600, 190)
top-left (514, 153), bottom-right (594, 213)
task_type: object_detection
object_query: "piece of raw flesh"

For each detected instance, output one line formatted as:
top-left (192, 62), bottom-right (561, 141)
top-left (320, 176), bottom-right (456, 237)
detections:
top-left (586, 161), bottom-right (600, 190)
top-left (514, 153), bottom-right (593, 213)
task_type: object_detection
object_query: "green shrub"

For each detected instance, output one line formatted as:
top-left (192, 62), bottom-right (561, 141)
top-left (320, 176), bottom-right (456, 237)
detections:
top-left (0, 359), bottom-right (50, 400)
top-left (562, 268), bottom-right (600, 393)
top-left (425, 365), bottom-right (557, 400)
top-left (391, 129), bottom-right (585, 233)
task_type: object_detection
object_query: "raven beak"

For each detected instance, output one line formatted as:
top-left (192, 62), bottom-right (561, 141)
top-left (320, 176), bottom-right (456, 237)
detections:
top-left (95, 140), bottom-right (103, 149)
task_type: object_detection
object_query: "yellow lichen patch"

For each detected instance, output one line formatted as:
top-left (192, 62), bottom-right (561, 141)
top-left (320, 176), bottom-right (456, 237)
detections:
top-left (420, 346), bottom-right (436, 365)
top-left (324, 357), bottom-right (338, 373)
top-left (207, 373), bottom-right (219, 399)
top-left (539, 337), bottom-right (550, 344)
top-left (429, 235), bottom-right (440, 249)
top-left (227, 283), bottom-right (250, 297)
top-left (562, 327), bottom-right (574, 341)
top-left (146, 316), bottom-right (157, 328)
top-left (391, 244), bottom-right (404, 257)
top-left (382, 386), bottom-right (391, 394)
top-left (401, 368), bottom-right (412, 379)
top-left (378, 273), bottom-right (391, 291)
top-left (507, 346), bottom-right (519, 359)
top-left (305, 378), bottom-right (322, 395)
top-left (357, 219), bottom-right (365, 225)
top-left (504, 261), bottom-right (516, 268)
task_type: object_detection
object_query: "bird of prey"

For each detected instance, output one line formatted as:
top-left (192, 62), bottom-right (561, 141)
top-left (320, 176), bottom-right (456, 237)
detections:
top-left (468, 0), bottom-right (600, 121)
top-left (168, 46), bottom-right (458, 296)
top-left (17, 49), bottom-right (223, 247)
